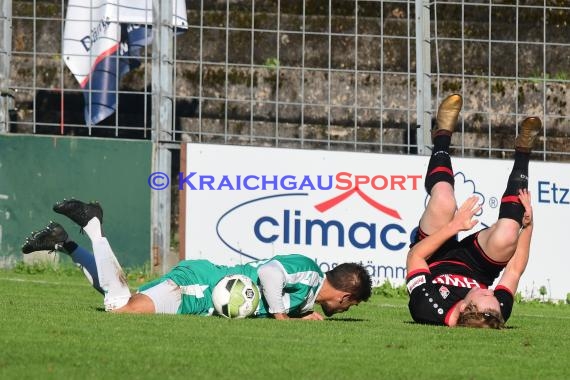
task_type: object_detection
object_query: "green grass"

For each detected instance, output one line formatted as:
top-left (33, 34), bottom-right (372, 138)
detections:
top-left (1, 269), bottom-right (569, 380)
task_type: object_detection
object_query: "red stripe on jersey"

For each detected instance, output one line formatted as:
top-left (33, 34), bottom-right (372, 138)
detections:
top-left (428, 167), bottom-right (453, 176)
top-left (429, 260), bottom-right (472, 270)
top-left (406, 268), bottom-right (430, 280)
top-left (494, 285), bottom-right (513, 296)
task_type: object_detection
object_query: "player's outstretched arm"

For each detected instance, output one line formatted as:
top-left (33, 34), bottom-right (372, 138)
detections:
top-left (496, 189), bottom-right (534, 293)
top-left (257, 260), bottom-right (318, 320)
top-left (299, 311), bottom-right (324, 320)
top-left (258, 260), bottom-right (325, 320)
top-left (407, 196), bottom-right (480, 272)
top-left (257, 261), bottom-right (288, 318)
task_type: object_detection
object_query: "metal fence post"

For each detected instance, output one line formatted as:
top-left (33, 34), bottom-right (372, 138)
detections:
top-left (415, 0), bottom-right (432, 155)
top-left (0, 0), bottom-right (13, 134)
top-left (151, 0), bottom-right (174, 274)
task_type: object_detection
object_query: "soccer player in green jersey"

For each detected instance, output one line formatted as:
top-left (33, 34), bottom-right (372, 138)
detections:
top-left (22, 199), bottom-right (372, 320)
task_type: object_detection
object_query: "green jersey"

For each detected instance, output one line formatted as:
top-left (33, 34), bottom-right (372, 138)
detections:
top-left (253, 254), bottom-right (325, 317)
top-left (138, 254), bottom-right (324, 317)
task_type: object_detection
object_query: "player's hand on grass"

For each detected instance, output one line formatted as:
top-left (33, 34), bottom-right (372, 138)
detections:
top-left (451, 195), bottom-right (481, 232)
top-left (518, 189), bottom-right (533, 228)
top-left (273, 311), bottom-right (324, 320)
top-left (300, 311), bottom-right (324, 320)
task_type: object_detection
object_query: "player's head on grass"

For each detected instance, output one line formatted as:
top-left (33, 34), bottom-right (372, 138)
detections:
top-left (457, 302), bottom-right (505, 329)
top-left (318, 263), bottom-right (372, 317)
top-left (456, 288), bottom-right (506, 329)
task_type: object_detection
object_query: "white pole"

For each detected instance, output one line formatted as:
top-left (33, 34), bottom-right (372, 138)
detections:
top-left (0, 0), bottom-right (14, 133)
top-left (415, 0), bottom-right (432, 155)
top-left (151, 0), bottom-right (174, 274)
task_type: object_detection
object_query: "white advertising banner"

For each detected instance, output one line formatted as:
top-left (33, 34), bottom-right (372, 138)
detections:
top-left (182, 143), bottom-right (569, 300)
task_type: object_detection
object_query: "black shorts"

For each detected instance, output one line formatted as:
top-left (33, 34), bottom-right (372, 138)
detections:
top-left (411, 227), bottom-right (509, 286)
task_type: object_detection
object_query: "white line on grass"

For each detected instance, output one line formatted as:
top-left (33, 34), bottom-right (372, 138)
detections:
top-left (0, 277), bottom-right (89, 287)
top-left (375, 303), bottom-right (406, 308)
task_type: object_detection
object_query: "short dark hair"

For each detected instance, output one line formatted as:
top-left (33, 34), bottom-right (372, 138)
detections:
top-left (326, 263), bottom-right (372, 302)
top-left (456, 303), bottom-right (505, 329)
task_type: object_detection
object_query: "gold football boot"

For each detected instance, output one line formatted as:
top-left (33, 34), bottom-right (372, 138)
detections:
top-left (435, 94), bottom-right (463, 134)
top-left (515, 117), bottom-right (542, 152)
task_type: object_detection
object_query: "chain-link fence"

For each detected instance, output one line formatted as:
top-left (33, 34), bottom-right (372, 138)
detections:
top-left (2, 0), bottom-right (569, 161)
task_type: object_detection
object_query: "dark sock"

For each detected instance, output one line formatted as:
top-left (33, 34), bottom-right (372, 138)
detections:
top-left (498, 152), bottom-right (530, 224)
top-left (62, 241), bottom-right (78, 254)
top-left (425, 134), bottom-right (454, 194)
top-left (513, 150), bottom-right (530, 172)
top-left (498, 195), bottom-right (524, 225)
top-left (433, 132), bottom-right (451, 153)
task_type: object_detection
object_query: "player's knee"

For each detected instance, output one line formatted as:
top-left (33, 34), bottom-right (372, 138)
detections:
top-left (496, 221), bottom-right (520, 245)
top-left (112, 294), bottom-right (155, 314)
top-left (425, 172), bottom-right (455, 195)
top-left (429, 187), bottom-right (456, 215)
top-left (482, 222), bottom-right (519, 257)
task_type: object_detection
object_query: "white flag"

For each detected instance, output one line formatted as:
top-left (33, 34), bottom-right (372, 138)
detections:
top-left (63, 0), bottom-right (187, 125)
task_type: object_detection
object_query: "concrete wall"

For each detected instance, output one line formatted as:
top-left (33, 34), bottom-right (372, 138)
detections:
top-left (6, 1), bottom-right (570, 160)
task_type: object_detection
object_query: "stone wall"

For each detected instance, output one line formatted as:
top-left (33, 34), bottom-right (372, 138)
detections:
top-left (7, 1), bottom-right (570, 159)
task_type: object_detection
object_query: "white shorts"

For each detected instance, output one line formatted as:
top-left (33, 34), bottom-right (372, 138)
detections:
top-left (138, 279), bottom-right (182, 314)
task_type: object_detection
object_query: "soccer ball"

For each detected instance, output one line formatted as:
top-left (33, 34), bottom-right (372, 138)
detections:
top-left (212, 274), bottom-right (260, 319)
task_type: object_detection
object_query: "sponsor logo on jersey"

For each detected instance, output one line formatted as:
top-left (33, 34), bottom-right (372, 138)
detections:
top-left (406, 274), bottom-right (426, 293)
top-left (432, 274), bottom-right (486, 289)
top-left (439, 285), bottom-right (450, 299)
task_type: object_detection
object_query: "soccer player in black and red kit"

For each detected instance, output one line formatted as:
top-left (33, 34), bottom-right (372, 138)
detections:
top-left (406, 94), bottom-right (539, 328)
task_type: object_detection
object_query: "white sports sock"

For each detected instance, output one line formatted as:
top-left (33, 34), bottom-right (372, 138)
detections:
top-left (89, 232), bottom-right (132, 311)
top-left (83, 218), bottom-right (103, 240)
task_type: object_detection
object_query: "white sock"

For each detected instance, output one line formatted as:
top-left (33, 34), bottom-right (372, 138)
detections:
top-left (83, 218), bottom-right (103, 240)
top-left (90, 233), bottom-right (131, 311)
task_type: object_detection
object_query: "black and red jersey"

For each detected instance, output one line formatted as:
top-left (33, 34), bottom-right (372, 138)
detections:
top-left (406, 269), bottom-right (514, 326)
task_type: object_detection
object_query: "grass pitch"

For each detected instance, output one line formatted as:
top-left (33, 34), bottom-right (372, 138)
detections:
top-left (1, 268), bottom-right (569, 380)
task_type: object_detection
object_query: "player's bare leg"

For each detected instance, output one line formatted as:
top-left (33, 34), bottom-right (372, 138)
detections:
top-left (419, 94), bottom-right (463, 235)
top-left (477, 117), bottom-right (541, 262)
top-left (113, 293), bottom-right (156, 314)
